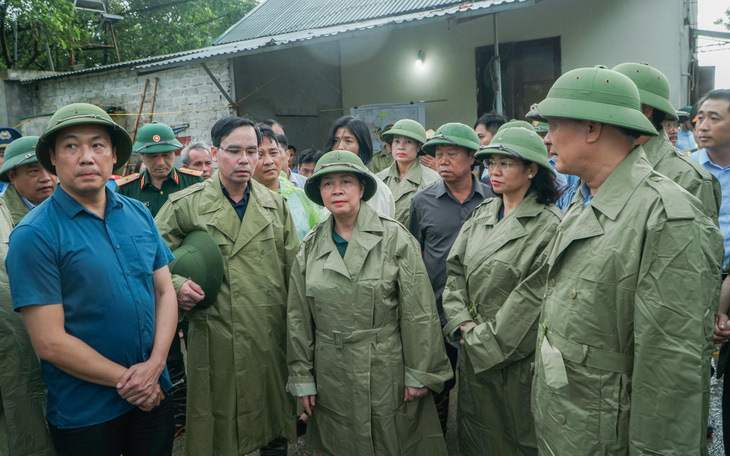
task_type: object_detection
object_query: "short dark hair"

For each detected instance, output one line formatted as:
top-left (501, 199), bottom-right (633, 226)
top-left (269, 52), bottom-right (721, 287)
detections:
top-left (488, 159), bottom-right (560, 205)
top-left (647, 105), bottom-right (666, 131)
top-left (475, 111), bottom-right (508, 135)
top-left (288, 145), bottom-right (296, 154)
top-left (275, 133), bottom-right (288, 150)
top-left (261, 119), bottom-right (285, 130)
top-left (298, 148), bottom-right (323, 166)
top-left (699, 89), bottom-right (730, 113)
top-left (324, 116), bottom-right (373, 165)
top-left (211, 117), bottom-right (260, 147)
top-left (258, 126), bottom-right (278, 146)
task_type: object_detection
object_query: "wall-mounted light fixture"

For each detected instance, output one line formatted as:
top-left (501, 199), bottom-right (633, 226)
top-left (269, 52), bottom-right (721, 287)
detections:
top-left (416, 50), bottom-right (425, 67)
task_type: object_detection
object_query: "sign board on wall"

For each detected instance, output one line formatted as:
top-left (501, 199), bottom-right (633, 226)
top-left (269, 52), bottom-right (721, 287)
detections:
top-left (350, 102), bottom-right (426, 153)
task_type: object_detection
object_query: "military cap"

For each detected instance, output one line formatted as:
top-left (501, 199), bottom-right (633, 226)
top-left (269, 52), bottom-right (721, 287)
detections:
top-left (422, 122), bottom-right (481, 156)
top-left (168, 230), bottom-right (224, 311)
top-left (475, 126), bottom-right (554, 174)
top-left (0, 136), bottom-right (41, 182)
top-left (612, 62), bottom-right (678, 121)
top-left (134, 122), bottom-right (183, 154)
top-left (534, 65), bottom-right (657, 137)
top-left (380, 119), bottom-right (428, 145)
top-left (305, 150), bottom-right (377, 206)
top-left (496, 120), bottom-right (535, 133)
top-left (0, 127), bottom-right (21, 147)
top-left (37, 103), bottom-right (132, 175)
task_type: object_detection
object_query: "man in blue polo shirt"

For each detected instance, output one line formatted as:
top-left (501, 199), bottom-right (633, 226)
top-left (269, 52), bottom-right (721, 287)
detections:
top-left (5, 103), bottom-right (178, 455)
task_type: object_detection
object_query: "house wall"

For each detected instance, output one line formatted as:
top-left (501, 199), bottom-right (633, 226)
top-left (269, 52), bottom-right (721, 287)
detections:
top-left (231, 40), bottom-right (343, 152)
top-left (25, 60), bottom-right (235, 151)
top-left (339, 0), bottom-right (688, 129)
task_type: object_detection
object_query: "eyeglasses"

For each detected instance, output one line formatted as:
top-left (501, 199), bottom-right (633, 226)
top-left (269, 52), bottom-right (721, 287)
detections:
top-left (662, 122), bottom-right (679, 132)
top-left (486, 159), bottom-right (520, 171)
top-left (217, 145), bottom-right (258, 155)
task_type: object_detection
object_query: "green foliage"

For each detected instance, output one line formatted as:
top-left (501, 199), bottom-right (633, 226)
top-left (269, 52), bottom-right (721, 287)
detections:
top-left (0, 0), bottom-right (257, 71)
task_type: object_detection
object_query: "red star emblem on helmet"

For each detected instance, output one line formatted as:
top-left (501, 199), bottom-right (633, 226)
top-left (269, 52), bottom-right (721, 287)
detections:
top-left (153, 134), bottom-right (161, 142)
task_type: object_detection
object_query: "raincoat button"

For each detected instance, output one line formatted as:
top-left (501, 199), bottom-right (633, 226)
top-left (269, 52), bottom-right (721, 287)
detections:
top-left (549, 279), bottom-right (556, 287)
top-left (650, 176), bottom-right (661, 182)
top-left (484, 267), bottom-right (491, 274)
top-left (234, 293), bottom-right (239, 299)
top-left (569, 288), bottom-right (577, 299)
top-left (555, 413), bottom-right (566, 425)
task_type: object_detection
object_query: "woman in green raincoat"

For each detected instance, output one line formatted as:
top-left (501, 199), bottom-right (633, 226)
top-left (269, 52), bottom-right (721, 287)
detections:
top-left (442, 125), bottom-right (562, 456)
top-left (287, 150), bottom-right (452, 456)
top-left (376, 119), bottom-right (441, 225)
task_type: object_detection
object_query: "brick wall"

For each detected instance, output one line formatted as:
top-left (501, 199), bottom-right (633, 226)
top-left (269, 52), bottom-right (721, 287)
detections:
top-left (25, 59), bottom-right (235, 149)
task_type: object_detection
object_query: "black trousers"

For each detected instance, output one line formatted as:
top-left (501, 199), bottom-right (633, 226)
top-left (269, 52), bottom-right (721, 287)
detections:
top-left (432, 342), bottom-right (459, 434)
top-left (724, 363), bottom-right (730, 452)
top-left (48, 394), bottom-right (174, 456)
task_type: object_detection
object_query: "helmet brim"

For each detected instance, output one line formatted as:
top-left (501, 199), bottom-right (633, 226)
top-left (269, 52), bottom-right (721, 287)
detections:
top-left (304, 164), bottom-right (377, 206)
top-left (537, 97), bottom-right (658, 137)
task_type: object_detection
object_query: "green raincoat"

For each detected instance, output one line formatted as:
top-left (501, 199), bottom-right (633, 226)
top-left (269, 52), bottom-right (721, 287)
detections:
top-left (643, 129), bottom-right (721, 221)
top-left (376, 159), bottom-right (441, 225)
top-left (155, 173), bottom-right (299, 455)
top-left (287, 204), bottom-right (452, 456)
top-left (533, 148), bottom-right (723, 455)
top-left (367, 148), bottom-right (394, 174)
top-left (442, 193), bottom-right (561, 456)
top-left (0, 198), bottom-right (55, 455)
top-left (1, 184), bottom-right (30, 227)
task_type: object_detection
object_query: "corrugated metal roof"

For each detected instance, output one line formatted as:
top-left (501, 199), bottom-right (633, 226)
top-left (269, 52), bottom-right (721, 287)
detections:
top-left (216, 0), bottom-right (498, 45)
top-left (135, 0), bottom-right (532, 74)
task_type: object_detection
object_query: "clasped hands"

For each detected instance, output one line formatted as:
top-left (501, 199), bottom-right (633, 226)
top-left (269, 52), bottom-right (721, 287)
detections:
top-left (116, 359), bottom-right (165, 412)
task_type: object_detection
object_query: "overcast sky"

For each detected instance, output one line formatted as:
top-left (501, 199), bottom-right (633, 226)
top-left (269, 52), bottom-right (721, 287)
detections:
top-left (698, 0), bottom-right (730, 88)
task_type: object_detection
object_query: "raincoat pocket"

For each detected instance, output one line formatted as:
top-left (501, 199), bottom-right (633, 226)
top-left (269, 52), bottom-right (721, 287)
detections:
top-left (598, 371), bottom-right (621, 443)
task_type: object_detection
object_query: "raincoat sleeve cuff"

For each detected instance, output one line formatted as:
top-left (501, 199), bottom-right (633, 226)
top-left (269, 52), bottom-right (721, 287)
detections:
top-left (171, 273), bottom-right (187, 294)
top-left (462, 322), bottom-right (505, 375)
top-left (442, 308), bottom-right (474, 338)
top-left (286, 381), bottom-right (317, 397)
top-left (404, 371), bottom-right (425, 388)
top-left (404, 366), bottom-right (451, 394)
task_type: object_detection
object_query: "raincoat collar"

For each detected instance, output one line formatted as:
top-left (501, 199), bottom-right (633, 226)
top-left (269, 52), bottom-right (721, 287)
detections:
top-left (471, 193), bottom-right (542, 260)
top-left (316, 203), bottom-right (384, 280)
top-left (198, 173), bottom-right (276, 256)
top-left (641, 129), bottom-right (671, 168)
top-left (583, 146), bottom-right (652, 221)
top-left (385, 158), bottom-right (424, 186)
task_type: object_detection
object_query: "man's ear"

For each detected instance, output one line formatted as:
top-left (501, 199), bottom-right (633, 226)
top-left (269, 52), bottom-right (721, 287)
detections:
top-left (584, 121), bottom-right (603, 144)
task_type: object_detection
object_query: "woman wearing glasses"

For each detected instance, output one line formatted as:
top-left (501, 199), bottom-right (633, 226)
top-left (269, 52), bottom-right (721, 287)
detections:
top-left (441, 124), bottom-right (562, 456)
top-left (287, 151), bottom-right (452, 456)
top-left (324, 116), bottom-right (396, 218)
top-left (376, 119), bottom-right (440, 225)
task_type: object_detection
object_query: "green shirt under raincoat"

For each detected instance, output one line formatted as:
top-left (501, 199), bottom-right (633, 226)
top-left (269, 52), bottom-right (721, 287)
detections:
top-left (277, 171), bottom-right (324, 240)
top-left (155, 173), bottom-right (299, 455)
top-left (286, 203), bottom-right (452, 456)
top-left (442, 193), bottom-right (561, 456)
top-left (367, 148), bottom-right (394, 174)
top-left (0, 198), bottom-right (55, 455)
top-left (532, 147), bottom-right (723, 455)
top-left (643, 129), bottom-right (721, 222)
top-left (376, 159), bottom-right (441, 226)
top-left (1, 184), bottom-right (30, 227)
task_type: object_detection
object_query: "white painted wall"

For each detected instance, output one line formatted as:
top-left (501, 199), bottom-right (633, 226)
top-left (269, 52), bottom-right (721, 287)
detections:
top-left (339, 0), bottom-right (689, 129)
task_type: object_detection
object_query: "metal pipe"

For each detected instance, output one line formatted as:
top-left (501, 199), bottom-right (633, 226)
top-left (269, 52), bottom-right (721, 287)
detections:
top-left (44, 36), bottom-right (55, 71)
top-left (493, 13), bottom-right (503, 115)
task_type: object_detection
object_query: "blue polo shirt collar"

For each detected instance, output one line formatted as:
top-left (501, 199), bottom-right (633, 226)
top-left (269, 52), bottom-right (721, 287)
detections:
top-left (53, 185), bottom-right (123, 219)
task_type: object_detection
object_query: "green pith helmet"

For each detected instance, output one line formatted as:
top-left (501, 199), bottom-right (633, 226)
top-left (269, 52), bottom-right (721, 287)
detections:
top-left (134, 121), bottom-right (183, 154)
top-left (421, 122), bottom-right (480, 156)
top-left (531, 120), bottom-right (549, 134)
top-left (612, 62), bottom-right (678, 121)
top-left (535, 66), bottom-right (658, 137)
top-left (37, 103), bottom-right (133, 175)
top-left (677, 110), bottom-right (690, 123)
top-left (168, 230), bottom-right (224, 311)
top-left (0, 136), bottom-right (40, 182)
top-left (380, 119), bottom-right (427, 145)
top-left (497, 120), bottom-right (535, 133)
top-left (475, 126), bottom-right (554, 174)
top-left (304, 150), bottom-right (377, 206)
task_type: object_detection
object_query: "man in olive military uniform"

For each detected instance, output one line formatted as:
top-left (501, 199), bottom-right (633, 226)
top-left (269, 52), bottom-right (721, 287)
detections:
top-left (0, 127), bottom-right (22, 195)
top-left (0, 136), bottom-right (57, 226)
top-left (116, 121), bottom-right (203, 217)
top-left (532, 66), bottom-right (723, 455)
top-left (613, 62), bottom-right (721, 222)
top-left (116, 121), bottom-right (203, 433)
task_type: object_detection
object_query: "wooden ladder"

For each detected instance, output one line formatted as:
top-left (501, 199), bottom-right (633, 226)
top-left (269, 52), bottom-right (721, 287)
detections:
top-left (132, 77), bottom-right (159, 142)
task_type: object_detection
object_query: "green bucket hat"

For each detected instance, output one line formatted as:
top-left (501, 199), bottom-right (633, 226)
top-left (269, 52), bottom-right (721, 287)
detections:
top-left (380, 119), bottom-right (427, 145)
top-left (37, 103), bottom-right (133, 175)
top-left (134, 121), bottom-right (183, 154)
top-left (304, 150), bottom-right (377, 206)
top-left (612, 62), bottom-right (678, 121)
top-left (475, 126), bottom-right (554, 174)
top-left (535, 66), bottom-right (658, 137)
top-left (0, 136), bottom-right (40, 182)
top-left (497, 120), bottom-right (535, 133)
top-left (422, 122), bottom-right (480, 156)
top-left (168, 230), bottom-right (224, 311)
